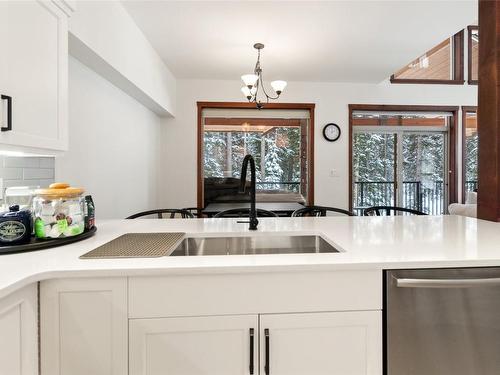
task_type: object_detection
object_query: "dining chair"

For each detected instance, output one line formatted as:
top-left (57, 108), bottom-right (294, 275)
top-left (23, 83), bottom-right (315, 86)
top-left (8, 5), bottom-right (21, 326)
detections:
top-left (181, 207), bottom-right (204, 218)
top-left (126, 208), bottom-right (194, 219)
top-left (292, 205), bottom-right (354, 217)
top-left (363, 206), bottom-right (427, 216)
top-left (213, 208), bottom-right (279, 218)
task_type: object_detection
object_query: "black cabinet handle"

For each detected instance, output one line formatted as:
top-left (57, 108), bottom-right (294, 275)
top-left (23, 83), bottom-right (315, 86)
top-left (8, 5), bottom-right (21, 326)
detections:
top-left (264, 328), bottom-right (270, 375)
top-left (249, 328), bottom-right (254, 374)
top-left (1, 95), bottom-right (12, 132)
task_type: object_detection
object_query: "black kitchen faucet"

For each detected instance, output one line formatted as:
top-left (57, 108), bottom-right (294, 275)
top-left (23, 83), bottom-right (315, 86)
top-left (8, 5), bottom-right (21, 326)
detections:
top-left (238, 154), bottom-right (258, 230)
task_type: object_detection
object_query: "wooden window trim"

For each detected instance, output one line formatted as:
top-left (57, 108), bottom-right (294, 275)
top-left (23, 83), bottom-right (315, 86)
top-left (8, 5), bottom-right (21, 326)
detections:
top-left (390, 30), bottom-right (465, 85)
top-left (204, 118), bottom-right (302, 127)
top-left (348, 104), bottom-right (459, 212)
top-left (467, 25), bottom-right (479, 85)
top-left (197, 102), bottom-right (315, 210)
top-left (461, 106), bottom-right (478, 202)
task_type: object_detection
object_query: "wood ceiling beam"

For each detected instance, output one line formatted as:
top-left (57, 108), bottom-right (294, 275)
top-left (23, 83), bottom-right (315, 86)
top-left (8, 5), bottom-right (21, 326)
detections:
top-left (478, 0), bottom-right (500, 221)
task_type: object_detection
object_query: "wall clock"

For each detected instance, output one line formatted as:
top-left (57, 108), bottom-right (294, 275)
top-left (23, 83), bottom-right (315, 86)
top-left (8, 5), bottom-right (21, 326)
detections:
top-left (323, 123), bottom-right (341, 142)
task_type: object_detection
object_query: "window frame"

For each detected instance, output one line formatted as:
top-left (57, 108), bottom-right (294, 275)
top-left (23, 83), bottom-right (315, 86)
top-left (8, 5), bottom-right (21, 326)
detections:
top-left (467, 26), bottom-right (479, 85)
top-left (197, 102), bottom-right (315, 210)
top-left (348, 104), bottom-right (459, 212)
top-left (390, 30), bottom-right (465, 85)
top-left (461, 106), bottom-right (478, 202)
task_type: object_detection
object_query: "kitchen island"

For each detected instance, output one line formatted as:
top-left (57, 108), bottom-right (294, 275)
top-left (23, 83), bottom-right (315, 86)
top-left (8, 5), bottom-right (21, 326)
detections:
top-left (1, 215), bottom-right (500, 375)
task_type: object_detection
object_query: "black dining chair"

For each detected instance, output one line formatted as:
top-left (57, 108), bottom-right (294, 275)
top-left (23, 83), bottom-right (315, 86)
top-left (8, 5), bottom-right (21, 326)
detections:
top-left (126, 209), bottom-right (194, 219)
top-left (213, 208), bottom-right (279, 218)
top-left (181, 207), bottom-right (204, 218)
top-left (363, 206), bottom-right (427, 216)
top-left (292, 205), bottom-right (354, 217)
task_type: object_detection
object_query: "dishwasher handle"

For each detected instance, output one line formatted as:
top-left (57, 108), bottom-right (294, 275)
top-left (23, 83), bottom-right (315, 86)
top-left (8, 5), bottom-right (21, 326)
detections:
top-left (395, 276), bottom-right (500, 288)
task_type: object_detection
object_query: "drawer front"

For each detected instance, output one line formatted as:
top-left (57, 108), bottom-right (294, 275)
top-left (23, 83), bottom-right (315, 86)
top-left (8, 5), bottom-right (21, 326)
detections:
top-left (129, 270), bottom-right (382, 318)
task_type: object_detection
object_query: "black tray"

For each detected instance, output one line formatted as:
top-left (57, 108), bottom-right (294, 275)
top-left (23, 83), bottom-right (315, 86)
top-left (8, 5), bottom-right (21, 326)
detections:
top-left (0, 226), bottom-right (97, 255)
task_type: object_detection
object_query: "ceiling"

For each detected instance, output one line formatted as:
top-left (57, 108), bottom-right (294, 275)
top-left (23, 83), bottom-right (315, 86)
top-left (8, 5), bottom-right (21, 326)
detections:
top-left (122, 0), bottom-right (477, 83)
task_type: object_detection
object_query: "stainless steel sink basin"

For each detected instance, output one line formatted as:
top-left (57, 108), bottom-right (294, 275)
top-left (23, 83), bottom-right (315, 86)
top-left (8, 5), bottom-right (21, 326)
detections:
top-left (169, 235), bottom-right (340, 256)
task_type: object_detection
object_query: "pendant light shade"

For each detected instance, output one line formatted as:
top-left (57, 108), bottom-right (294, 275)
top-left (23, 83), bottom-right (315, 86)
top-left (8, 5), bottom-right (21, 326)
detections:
top-left (241, 74), bottom-right (259, 88)
top-left (241, 86), bottom-right (252, 99)
top-left (271, 80), bottom-right (287, 95)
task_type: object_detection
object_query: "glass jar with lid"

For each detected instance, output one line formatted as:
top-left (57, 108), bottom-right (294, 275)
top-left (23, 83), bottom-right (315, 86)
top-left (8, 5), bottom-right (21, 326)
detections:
top-left (32, 183), bottom-right (85, 239)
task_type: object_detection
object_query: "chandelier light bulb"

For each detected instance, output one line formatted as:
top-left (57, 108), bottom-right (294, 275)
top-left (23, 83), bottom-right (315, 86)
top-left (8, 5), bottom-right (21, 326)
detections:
top-left (241, 74), bottom-right (259, 88)
top-left (271, 80), bottom-right (287, 95)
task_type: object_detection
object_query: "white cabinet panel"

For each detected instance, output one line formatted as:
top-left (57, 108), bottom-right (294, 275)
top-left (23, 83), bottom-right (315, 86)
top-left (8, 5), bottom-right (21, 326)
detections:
top-left (129, 270), bottom-right (382, 318)
top-left (260, 311), bottom-right (382, 375)
top-left (40, 277), bottom-right (127, 375)
top-left (129, 315), bottom-right (258, 375)
top-left (0, 284), bottom-right (38, 375)
top-left (0, 0), bottom-right (69, 150)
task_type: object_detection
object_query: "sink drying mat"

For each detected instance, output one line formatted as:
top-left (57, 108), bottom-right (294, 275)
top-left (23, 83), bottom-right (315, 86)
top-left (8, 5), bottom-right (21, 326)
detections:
top-left (80, 232), bottom-right (185, 259)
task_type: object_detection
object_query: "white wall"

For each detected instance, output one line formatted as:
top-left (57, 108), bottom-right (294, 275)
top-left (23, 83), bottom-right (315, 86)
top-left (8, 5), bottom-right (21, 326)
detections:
top-left (69, 0), bottom-right (176, 116)
top-left (56, 57), bottom-right (161, 219)
top-left (159, 79), bottom-right (477, 210)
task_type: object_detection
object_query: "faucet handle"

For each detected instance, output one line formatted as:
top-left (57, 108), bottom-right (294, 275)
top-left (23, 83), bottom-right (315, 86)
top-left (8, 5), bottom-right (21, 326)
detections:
top-left (237, 219), bottom-right (259, 230)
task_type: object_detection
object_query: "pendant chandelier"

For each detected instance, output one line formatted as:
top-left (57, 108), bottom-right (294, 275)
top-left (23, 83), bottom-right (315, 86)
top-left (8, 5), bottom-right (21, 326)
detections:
top-left (241, 43), bottom-right (287, 109)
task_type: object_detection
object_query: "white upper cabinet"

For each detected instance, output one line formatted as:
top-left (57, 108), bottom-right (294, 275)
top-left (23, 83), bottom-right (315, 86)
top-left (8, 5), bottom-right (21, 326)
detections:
top-left (0, 0), bottom-right (71, 151)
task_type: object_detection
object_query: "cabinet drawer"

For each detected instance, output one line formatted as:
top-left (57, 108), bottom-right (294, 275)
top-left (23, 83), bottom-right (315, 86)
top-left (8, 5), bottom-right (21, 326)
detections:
top-left (129, 269), bottom-right (382, 318)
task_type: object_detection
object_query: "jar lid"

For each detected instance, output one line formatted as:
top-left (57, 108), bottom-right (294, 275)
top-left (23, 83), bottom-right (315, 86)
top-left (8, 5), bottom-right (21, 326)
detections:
top-left (35, 183), bottom-right (84, 198)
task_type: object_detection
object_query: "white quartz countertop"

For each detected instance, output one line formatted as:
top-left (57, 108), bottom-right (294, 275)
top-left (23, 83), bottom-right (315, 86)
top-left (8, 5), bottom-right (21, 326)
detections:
top-left (1, 215), bottom-right (500, 298)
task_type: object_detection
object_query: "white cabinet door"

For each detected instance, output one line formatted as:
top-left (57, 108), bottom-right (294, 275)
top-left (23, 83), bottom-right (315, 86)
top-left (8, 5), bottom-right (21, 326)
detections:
top-left (260, 311), bottom-right (382, 375)
top-left (0, 284), bottom-right (38, 375)
top-left (0, 0), bottom-right (69, 151)
top-left (40, 277), bottom-right (128, 375)
top-left (129, 315), bottom-right (259, 375)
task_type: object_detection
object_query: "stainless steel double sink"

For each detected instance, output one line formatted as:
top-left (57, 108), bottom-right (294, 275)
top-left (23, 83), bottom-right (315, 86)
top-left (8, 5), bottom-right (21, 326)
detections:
top-left (169, 235), bottom-right (340, 256)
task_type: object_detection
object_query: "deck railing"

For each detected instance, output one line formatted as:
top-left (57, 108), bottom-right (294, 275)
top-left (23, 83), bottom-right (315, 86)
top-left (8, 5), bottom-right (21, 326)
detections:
top-left (353, 181), bottom-right (445, 215)
top-left (465, 180), bottom-right (478, 192)
top-left (256, 181), bottom-right (300, 193)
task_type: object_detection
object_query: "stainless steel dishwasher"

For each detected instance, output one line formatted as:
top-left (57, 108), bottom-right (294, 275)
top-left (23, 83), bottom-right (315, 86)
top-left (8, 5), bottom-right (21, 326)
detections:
top-left (386, 268), bottom-right (500, 375)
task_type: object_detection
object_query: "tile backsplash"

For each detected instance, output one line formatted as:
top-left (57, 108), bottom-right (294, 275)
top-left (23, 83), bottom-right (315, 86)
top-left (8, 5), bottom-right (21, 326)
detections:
top-left (0, 156), bottom-right (55, 189)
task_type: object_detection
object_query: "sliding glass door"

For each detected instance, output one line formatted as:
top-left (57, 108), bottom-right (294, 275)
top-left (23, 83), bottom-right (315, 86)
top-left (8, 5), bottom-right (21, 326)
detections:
top-left (352, 132), bottom-right (396, 211)
top-left (401, 132), bottom-right (446, 214)
top-left (351, 107), bottom-right (455, 215)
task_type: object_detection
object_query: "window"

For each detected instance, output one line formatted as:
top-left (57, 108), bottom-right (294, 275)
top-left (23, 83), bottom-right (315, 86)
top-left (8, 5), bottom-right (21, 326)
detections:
top-left (462, 107), bottom-right (478, 198)
top-left (197, 103), bottom-right (314, 209)
top-left (468, 26), bottom-right (479, 84)
top-left (349, 105), bottom-right (458, 215)
top-left (390, 31), bottom-right (464, 84)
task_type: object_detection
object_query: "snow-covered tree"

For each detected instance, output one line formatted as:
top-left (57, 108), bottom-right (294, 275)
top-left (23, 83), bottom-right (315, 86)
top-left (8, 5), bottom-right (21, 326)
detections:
top-left (203, 132), bottom-right (226, 177)
top-left (203, 125), bottom-right (305, 195)
top-left (264, 130), bottom-right (284, 188)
